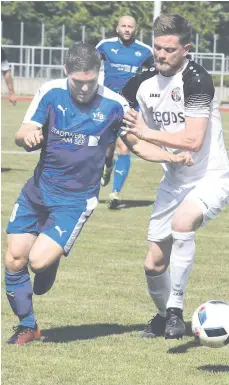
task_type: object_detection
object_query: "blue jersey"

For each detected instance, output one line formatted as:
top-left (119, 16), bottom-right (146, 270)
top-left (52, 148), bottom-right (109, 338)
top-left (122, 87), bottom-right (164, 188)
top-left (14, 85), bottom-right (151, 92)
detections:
top-left (96, 37), bottom-right (153, 93)
top-left (22, 78), bottom-right (129, 207)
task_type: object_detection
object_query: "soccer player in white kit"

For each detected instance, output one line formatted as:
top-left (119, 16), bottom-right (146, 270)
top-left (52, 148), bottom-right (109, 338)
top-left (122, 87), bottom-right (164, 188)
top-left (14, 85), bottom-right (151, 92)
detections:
top-left (122, 14), bottom-right (229, 339)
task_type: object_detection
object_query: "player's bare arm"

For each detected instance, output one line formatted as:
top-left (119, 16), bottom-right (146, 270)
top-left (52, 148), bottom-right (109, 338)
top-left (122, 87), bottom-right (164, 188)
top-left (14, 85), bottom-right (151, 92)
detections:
top-left (121, 132), bottom-right (194, 166)
top-left (4, 71), bottom-right (17, 105)
top-left (15, 123), bottom-right (44, 149)
top-left (123, 109), bottom-right (208, 152)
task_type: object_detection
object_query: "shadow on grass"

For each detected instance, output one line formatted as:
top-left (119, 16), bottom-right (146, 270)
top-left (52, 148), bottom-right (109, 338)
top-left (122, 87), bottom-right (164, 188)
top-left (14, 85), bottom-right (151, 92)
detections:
top-left (99, 199), bottom-right (154, 209)
top-left (167, 340), bottom-right (198, 354)
top-left (41, 323), bottom-right (146, 343)
top-left (198, 365), bottom-right (229, 373)
top-left (1, 167), bottom-right (27, 173)
top-left (167, 322), bottom-right (199, 354)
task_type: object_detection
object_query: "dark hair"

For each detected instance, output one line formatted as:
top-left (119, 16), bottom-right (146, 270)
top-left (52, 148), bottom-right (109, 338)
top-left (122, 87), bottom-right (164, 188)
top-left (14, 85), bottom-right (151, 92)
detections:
top-left (65, 42), bottom-right (101, 74)
top-left (153, 14), bottom-right (192, 45)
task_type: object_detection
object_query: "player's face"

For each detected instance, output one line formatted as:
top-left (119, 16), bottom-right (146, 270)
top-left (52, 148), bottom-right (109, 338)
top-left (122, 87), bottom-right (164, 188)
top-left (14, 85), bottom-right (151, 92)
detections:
top-left (68, 70), bottom-right (99, 104)
top-left (117, 17), bottom-right (136, 43)
top-left (154, 35), bottom-right (190, 76)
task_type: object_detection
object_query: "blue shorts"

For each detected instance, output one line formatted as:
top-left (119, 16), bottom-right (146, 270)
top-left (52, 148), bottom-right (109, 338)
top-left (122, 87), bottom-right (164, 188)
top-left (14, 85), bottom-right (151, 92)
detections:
top-left (6, 191), bottom-right (98, 256)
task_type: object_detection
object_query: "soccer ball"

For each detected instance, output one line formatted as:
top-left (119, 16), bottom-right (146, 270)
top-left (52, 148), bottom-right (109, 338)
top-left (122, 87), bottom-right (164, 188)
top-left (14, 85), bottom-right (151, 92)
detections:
top-left (192, 300), bottom-right (229, 348)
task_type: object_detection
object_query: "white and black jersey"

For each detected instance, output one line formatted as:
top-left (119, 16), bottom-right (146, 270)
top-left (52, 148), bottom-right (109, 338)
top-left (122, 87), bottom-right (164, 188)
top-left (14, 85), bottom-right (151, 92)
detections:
top-left (122, 59), bottom-right (229, 186)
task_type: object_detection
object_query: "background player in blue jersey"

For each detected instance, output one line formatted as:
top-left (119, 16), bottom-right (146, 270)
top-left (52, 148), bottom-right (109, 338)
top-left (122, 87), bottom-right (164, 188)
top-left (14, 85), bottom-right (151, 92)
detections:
top-left (96, 15), bottom-right (154, 209)
top-left (4, 42), bottom-right (193, 345)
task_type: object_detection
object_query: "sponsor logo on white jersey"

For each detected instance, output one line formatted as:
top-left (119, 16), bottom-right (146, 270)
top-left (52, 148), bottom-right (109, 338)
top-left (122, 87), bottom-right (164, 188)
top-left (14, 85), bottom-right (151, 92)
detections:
top-left (111, 48), bottom-right (119, 54)
top-left (55, 226), bottom-right (67, 237)
top-left (171, 87), bottom-right (181, 102)
top-left (152, 111), bottom-right (185, 125)
top-left (57, 104), bottom-right (68, 116)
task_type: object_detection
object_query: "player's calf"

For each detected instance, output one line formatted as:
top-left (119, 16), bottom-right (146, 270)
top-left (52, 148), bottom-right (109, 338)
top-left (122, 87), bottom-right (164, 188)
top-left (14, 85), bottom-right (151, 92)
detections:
top-left (33, 258), bottom-right (60, 295)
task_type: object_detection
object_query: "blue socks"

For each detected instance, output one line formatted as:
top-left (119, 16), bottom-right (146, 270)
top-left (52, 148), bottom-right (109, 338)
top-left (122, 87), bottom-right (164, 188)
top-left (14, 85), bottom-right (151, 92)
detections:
top-left (112, 154), bottom-right (131, 193)
top-left (5, 268), bottom-right (36, 328)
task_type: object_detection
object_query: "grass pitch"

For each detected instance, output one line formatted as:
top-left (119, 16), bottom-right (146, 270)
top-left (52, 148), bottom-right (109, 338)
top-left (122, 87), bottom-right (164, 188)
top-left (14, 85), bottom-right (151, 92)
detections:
top-left (1, 100), bottom-right (229, 385)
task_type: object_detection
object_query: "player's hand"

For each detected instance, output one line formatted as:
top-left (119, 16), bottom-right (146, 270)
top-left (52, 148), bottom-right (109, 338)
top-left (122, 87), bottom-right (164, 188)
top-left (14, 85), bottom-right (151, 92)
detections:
top-left (9, 93), bottom-right (17, 106)
top-left (24, 129), bottom-right (44, 148)
top-left (122, 109), bottom-right (149, 139)
top-left (172, 152), bottom-right (194, 166)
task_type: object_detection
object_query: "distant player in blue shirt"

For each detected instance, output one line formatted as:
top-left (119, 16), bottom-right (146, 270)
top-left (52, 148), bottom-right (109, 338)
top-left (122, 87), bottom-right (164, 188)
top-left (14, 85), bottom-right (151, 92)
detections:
top-left (96, 15), bottom-right (153, 209)
top-left (4, 42), bottom-right (191, 345)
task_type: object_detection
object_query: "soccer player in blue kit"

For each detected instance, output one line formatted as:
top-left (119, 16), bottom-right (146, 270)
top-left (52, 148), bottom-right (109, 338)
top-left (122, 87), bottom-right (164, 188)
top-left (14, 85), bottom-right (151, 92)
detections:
top-left (96, 15), bottom-right (154, 209)
top-left (4, 42), bottom-right (193, 344)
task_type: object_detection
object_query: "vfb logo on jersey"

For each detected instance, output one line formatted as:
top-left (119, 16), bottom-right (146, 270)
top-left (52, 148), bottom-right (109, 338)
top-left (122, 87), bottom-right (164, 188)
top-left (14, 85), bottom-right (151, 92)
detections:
top-left (92, 111), bottom-right (105, 122)
top-left (135, 51), bottom-right (142, 57)
top-left (171, 87), bottom-right (181, 102)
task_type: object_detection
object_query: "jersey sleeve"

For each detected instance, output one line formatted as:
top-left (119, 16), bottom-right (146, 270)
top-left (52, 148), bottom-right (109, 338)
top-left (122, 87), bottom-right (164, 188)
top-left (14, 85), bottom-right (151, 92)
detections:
top-left (120, 68), bottom-right (155, 110)
top-left (96, 41), bottom-right (106, 61)
top-left (120, 74), bottom-right (144, 109)
top-left (141, 53), bottom-right (154, 69)
top-left (109, 96), bottom-right (130, 141)
top-left (183, 66), bottom-right (215, 118)
top-left (23, 83), bottom-right (52, 127)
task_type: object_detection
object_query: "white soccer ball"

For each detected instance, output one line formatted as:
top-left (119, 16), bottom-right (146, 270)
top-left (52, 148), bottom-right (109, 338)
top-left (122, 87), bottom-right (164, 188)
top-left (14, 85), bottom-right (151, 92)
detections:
top-left (192, 300), bottom-right (229, 348)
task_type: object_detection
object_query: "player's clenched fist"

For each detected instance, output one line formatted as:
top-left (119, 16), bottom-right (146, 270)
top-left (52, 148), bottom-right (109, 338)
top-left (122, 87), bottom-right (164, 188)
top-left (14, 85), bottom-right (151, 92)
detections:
top-left (24, 129), bottom-right (44, 148)
top-left (173, 152), bottom-right (194, 166)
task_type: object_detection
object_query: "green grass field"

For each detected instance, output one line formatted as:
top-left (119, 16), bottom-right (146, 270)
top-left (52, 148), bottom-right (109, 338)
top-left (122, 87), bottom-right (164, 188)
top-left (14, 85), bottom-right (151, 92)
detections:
top-left (1, 99), bottom-right (229, 385)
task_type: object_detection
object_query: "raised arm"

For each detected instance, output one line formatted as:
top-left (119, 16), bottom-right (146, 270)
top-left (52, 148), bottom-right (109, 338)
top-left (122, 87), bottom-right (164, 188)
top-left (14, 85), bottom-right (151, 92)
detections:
top-left (120, 132), bottom-right (193, 166)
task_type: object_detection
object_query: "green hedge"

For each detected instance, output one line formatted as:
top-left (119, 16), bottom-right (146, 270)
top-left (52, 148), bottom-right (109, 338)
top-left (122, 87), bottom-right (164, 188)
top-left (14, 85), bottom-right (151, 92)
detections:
top-left (212, 75), bottom-right (229, 87)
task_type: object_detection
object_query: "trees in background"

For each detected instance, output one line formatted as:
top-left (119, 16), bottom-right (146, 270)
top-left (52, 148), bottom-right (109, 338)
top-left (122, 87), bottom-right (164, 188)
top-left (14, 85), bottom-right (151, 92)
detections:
top-left (1, 1), bottom-right (229, 54)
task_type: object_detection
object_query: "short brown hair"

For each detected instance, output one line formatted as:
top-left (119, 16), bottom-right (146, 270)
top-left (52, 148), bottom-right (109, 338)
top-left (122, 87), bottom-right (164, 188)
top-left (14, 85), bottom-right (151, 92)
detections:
top-left (153, 14), bottom-right (192, 45)
top-left (65, 42), bottom-right (101, 74)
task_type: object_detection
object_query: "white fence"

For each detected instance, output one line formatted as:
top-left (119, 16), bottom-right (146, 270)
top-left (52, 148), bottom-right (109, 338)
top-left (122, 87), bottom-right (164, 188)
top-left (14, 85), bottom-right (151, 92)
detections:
top-left (1, 45), bottom-right (229, 102)
top-left (2, 44), bottom-right (229, 80)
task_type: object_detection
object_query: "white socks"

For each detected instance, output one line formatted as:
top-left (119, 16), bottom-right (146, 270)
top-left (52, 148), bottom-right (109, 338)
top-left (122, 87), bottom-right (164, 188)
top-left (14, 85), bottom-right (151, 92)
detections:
top-left (145, 270), bottom-right (171, 318)
top-left (166, 231), bottom-right (196, 310)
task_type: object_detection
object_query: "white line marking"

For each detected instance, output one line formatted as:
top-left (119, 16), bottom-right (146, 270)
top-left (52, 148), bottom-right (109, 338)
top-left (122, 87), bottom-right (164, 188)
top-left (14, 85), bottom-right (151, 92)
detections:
top-left (2, 151), bottom-right (40, 155)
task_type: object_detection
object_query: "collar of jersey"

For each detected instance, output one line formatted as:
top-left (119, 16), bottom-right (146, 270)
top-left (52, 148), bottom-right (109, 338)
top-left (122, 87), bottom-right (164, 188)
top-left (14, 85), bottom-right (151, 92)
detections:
top-left (118, 38), bottom-right (136, 48)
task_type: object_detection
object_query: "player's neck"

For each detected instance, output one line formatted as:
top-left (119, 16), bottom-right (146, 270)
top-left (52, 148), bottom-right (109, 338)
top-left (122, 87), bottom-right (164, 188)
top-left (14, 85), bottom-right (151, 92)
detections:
top-left (118, 37), bottom-right (135, 47)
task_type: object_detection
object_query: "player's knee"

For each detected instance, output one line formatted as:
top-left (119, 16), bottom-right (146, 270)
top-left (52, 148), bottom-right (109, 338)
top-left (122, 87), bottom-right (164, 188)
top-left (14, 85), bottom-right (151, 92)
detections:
top-left (117, 141), bottom-right (129, 155)
top-left (171, 216), bottom-right (193, 232)
top-left (144, 252), bottom-right (167, 274)
top-left (29, 252), bottom-right (46, 273)
top-left (144, 264), bottom-right (167, 275)
top-left (5, 247), bottom-right (27, 272)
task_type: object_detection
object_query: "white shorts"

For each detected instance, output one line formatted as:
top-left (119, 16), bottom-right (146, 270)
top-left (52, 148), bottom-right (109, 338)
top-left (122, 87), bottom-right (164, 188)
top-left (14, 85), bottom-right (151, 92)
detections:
top-left (148, 173), bottom-right (229, 242)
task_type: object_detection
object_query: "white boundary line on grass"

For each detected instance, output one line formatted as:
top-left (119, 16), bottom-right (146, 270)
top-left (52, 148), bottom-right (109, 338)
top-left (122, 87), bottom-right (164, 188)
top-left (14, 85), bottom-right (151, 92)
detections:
top-left (2, 149), bottom-right (229, 156)
top-left (2, 150), bottom-right (40, 155)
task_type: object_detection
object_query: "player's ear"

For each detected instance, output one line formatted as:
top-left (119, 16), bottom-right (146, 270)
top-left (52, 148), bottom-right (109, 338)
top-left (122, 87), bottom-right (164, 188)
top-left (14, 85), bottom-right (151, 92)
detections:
top-left (64, 65), bottom-right (68, 76)
top-left (183, 43), bottom-right (192, 56)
